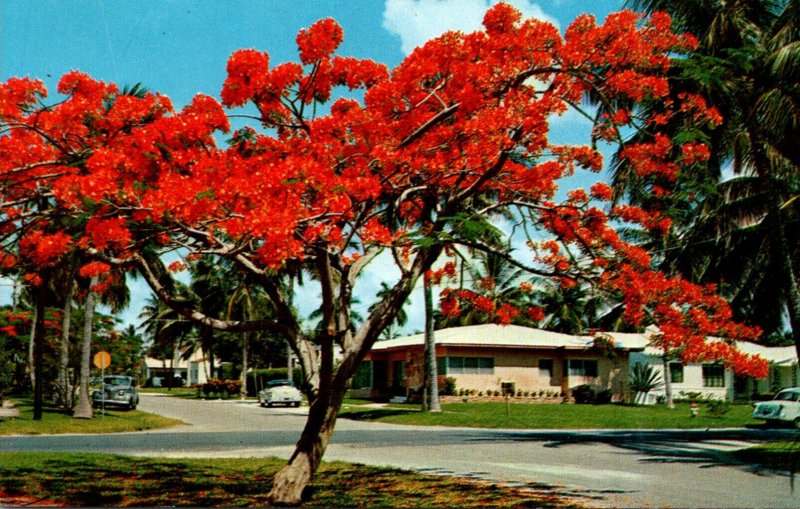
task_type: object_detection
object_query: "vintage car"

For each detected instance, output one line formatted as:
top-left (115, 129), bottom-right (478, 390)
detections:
top-left (258, 379), bottom-right (303, 408)
top-left (752, 387), bottom-right (800, 427)
top-left (91, 375), bottom-right (139, 410)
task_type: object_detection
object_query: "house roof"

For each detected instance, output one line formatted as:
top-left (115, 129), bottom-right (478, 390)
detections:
top-left (725, 341), bottom-right (797, 365)
top-left (371, 324), bottom-right (647, 352)
top-left (371, 325), bottom-right (798, 365)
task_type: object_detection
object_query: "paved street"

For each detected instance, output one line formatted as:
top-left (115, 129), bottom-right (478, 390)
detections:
top-left (3, 394), bottom-right (799, 508)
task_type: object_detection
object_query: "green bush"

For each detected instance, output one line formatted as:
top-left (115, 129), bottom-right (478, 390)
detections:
top-left (201, 378), bottom-right (242, 397)
top-left (572, 384), bottom-right (612, 404)
top-left (706, 399), bottom-right (732, 417)
top-left (629, 363), bottom-right (663, 394)
top-left (438, 376), bottom-right (457, 396)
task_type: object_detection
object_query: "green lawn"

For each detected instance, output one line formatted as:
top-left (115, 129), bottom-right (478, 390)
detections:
top-left (340, 401), bottom-right (762, 429)
top-left (0, 452), bottom-right (576, 508)
top-left (0, 398), bottom-right (184, 435)
top-left (732, 440), bottom-right (800, 472)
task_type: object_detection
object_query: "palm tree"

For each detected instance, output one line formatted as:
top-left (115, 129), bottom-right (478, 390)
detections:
top-left (617, 0), bottom-right (800, 357)
top-left (531, 279), bottom-right (606, 334)
top-left (368, 282), bottom-right (408, 340)
top-left (139, 286), bottom-right (195, 389)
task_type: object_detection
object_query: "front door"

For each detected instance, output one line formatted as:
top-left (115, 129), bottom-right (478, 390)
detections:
top-left (372, 360), bottom-right (388, 391)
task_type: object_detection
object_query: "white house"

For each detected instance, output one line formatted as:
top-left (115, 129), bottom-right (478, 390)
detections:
top-left (359, 324), bottom-right (799, 402)
top-left (361, 324), bottom-right (647, 401)
top-left (143, 347), bottom-right (217, 387)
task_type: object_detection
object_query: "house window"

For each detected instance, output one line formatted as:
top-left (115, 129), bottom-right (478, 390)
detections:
top-left (568, 359), bottom-right (598, 377)
top-left (444, 357), bottom-right (494, 375)
top-left (669, 362), bottom-right (684, 384)
top-left (392, 360), bottom-right (406, 388)
top-left (539, 359), bottom-right (554, 378)
top-left (702, 364), bottom-right (726, 387)
top-left (353, 361), bottom-right (372, 389)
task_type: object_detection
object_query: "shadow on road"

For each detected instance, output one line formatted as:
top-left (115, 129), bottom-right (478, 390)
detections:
top-left (462, 427), bottom-right (799, 478)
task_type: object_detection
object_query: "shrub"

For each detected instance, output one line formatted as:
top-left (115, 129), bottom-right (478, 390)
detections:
top-left (629, 363), bottom-right (663, 394)
top-left (706, 399), bottom-right (732, 417)
top-left (439, 376), bottom-right (457, 396)
top-left (202, 378), bottom-right (242, 397)
top-left (223, 379), bottom-right (242, 395)
top-left (572, 384), bottom-right (612, 405)
top-left (676, 391), bottom-right (704, 402)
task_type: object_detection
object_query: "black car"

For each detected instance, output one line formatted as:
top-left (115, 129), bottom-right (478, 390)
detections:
top-left (91, 376), bottom-right (139, 410)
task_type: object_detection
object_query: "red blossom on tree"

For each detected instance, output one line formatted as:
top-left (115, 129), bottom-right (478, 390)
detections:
top-left (0, 4), bottom-right (771, 504)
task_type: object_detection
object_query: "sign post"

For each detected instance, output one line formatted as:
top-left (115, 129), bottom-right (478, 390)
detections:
top-left (93, 351), bottom-right (111, 418)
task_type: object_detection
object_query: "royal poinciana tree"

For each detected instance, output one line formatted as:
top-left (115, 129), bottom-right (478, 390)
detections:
top-left (0, 4), bottom-right (771, 504)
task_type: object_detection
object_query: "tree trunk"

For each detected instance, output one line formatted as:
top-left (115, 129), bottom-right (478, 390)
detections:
top-left (770, 204), bottom-right (800, 362)
top-left (32, 283), bottom-right (46, 421)
top-left (269, 388), bottom-right (345, 506)
top-left (28, 304), bottom-right (37, 394)
top-left (73, 279), bottom-right (96, 419)
top-left (202, 325), bottom-right (216, 379)
top-left (422, 276), bottom-right (441, 412)
top-left (662, 356), bottom-right (674, 409)
top-left (240, 332), bottom-right (249, 399)
top-left (167, 353), bottom-right (174, 391)
top-left (287, 341), bottom-right (293, 383)
top-left (56, 282), bottom-right (75, 410)
top-left (748, 123), bottom-right (800, 363)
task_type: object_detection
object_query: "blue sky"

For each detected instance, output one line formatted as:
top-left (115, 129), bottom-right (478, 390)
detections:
top-left (0, 0), bottom-right (625, 334)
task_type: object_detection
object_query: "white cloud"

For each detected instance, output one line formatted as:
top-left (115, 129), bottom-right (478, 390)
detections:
top-left (383, 0), bottom-right (559, 55)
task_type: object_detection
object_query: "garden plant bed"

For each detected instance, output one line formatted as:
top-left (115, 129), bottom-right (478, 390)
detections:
top-left (439, 395), bottom-right (566, 404)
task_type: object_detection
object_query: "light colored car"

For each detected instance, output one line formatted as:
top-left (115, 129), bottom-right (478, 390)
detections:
top-left (91, 375), bottom-right (139, 410)
top-left (752, 387), bottom-right (800, 427)
top-left (258, 379), bottom-right (302, 408)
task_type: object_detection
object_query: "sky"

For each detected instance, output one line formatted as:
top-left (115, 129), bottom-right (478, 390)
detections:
top-left (0, 0), bottom-right (625, 335)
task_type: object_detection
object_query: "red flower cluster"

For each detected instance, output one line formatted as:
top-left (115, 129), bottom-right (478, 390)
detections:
top-left (0, 2), bottom-right (770, 382)
top-left (19, 230), bottom-right (72, 266)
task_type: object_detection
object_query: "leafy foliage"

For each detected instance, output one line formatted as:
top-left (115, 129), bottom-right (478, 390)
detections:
top-left (629, 362), bottom-right (664, 393)
top-left (0, 3), bottom-right (774, 502)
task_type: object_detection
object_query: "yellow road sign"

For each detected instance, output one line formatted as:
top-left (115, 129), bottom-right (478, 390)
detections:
top-left (93, 350), bottom-right (111, 369)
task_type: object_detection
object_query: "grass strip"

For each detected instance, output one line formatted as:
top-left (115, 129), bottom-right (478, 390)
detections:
top-left (0, 398), bottom-right (184, 435)
top-left (340, 401), bottom-right (761, 429)
top-left (732, 440), bottom-right (800, 472)
top-left (0, 452), bottom-right (578, 508)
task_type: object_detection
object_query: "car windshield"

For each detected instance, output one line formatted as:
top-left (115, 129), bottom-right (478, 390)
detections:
top-left (104, 376), bottom-right (131, 386)
top-left (267, 380), bottom-right (293, 388)
top-left (774, 390), bottom-right (799, 401)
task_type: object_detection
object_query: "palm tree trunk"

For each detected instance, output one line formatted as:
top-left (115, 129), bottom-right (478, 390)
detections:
top-left (662, 356), bottom-right (674, 409)
top-left (201, 326), bottom-right (215, 379)
top-left (422, 274), bottom-right (441, 412)
top-left (32, 283), bottom-right (46, 420)
top-left (749, 123), bottom-right (800, 361)
top-left (240, 332), bottom-right (249, 399)
top-left (56, 282), bottom-right (75, 410)
top-left (28, 305), bottom-right (36, 394)
top-left (770, 204), bottom-right (800, 361)
top-left (73, 278), bottom-right (97, 419)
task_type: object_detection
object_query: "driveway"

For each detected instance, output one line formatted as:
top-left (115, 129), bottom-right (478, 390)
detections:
top-left (5, 394), bottom-right (799, 508)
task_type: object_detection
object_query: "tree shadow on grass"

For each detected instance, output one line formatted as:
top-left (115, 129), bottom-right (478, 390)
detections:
top-left (339, 407), bottom-right (418, 421)
top-left (0, 457), bottom-right (274, 507)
